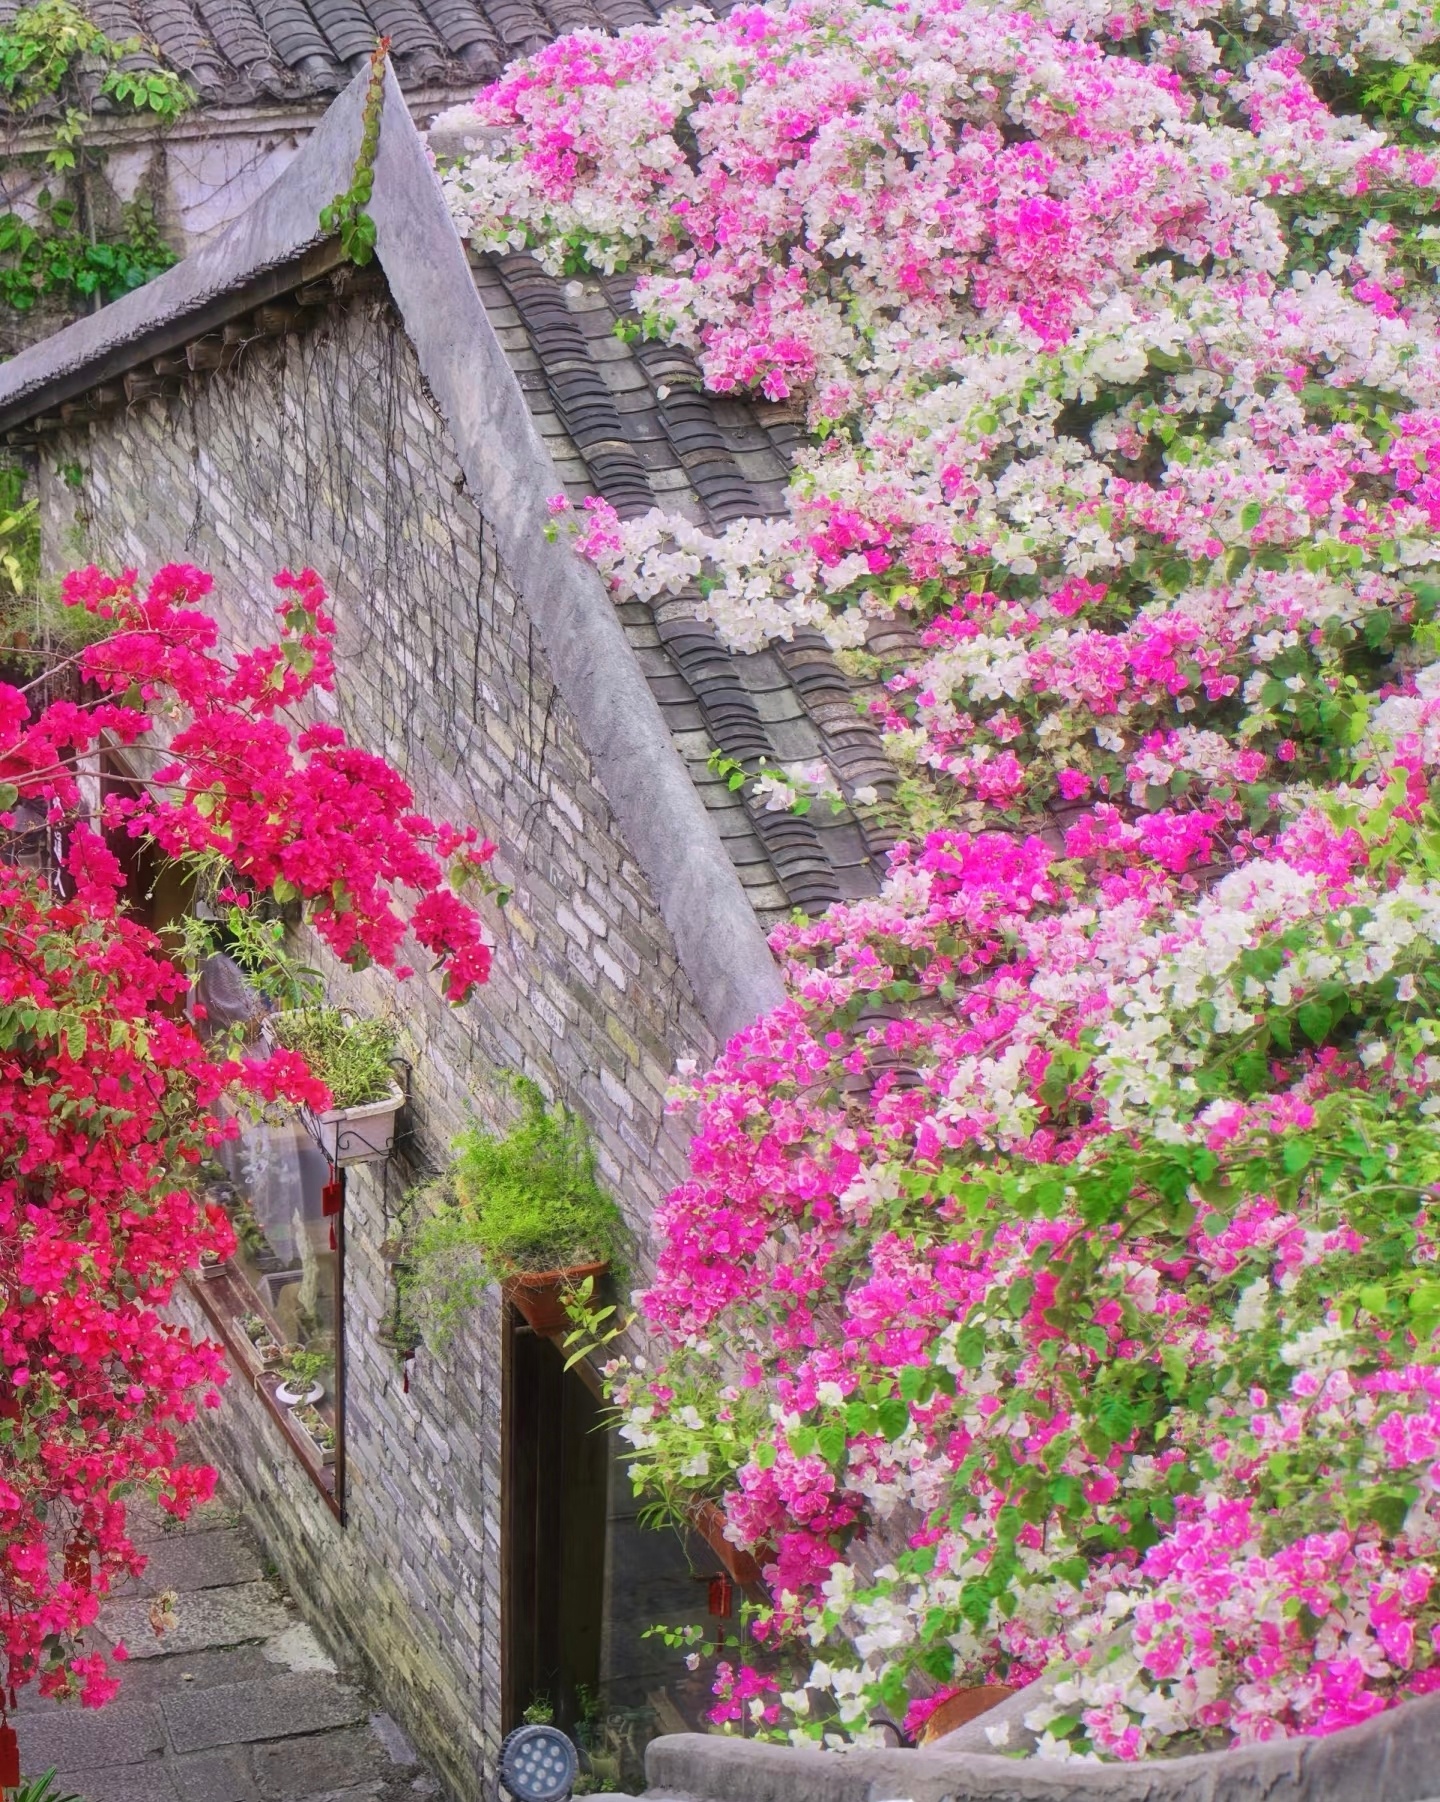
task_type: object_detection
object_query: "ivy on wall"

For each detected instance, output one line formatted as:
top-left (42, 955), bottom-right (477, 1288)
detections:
top-left (0, 0), bottom-right (193, 313)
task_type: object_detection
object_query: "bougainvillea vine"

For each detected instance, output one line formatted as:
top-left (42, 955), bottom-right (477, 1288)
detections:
top-left (0, 562), bottom-right (494, 1709)
top-left (447, 0), bottom-right (1440, 1763)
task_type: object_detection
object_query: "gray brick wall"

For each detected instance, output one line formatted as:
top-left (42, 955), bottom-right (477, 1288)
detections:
top-left (37, 293), bottom-right (721, 1800)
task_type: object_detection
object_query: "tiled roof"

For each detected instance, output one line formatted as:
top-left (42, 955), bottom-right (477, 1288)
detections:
top-left (0, 0), bottom-right (685, 107)
top-left (472, 250), bottom-right (903, 924)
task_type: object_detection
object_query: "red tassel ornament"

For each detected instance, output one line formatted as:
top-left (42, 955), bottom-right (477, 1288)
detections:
top-left (64, 1532), bottom-right (93, 1592)
top-left (321, 1179), bottom-right (343, 1217)
top-left (0, 1720), bottom-right (20, 1787)
top-left (707, 1574), bottom-right (734, 1618)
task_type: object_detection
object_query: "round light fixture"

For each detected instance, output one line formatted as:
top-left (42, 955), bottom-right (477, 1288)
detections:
top-left (497, 1723), bottom-right (579, 1802)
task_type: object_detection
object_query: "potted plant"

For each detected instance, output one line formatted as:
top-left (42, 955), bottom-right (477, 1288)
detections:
top-left (239, 1313), bottom-right (284, 1373)
top-left (914, 1685), bottom-right (1018, 1745)
top-left (274, 1347), bottom-right (328, 1407)
top-left (406, 1078), bottom-right (624, 1343)
top-left (265, 1007), bottom-right (403, 1165)
top-left (196, 1247), bottom-right (228, 1279)
top-left (290, 1402), bottom-right (336, 1467)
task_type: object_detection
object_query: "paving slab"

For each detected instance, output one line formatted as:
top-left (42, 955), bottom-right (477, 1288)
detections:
top-left (17, 1700), bottom-right (166, 1772)
top-left (101, 1582), bottom-right (294, 1658)
top-left (54, 1767), bottom-right (183, 1802)
top-left (366, 1715), bottom-right (417, 1769)
top-left (251, 1727), bottom-right (405, 1801)
top-left (170, 1746), bottom-right (262, 1802)
top-left (132, 1531), bottom-right (266, 1596)
top-left (284, 1790), bottom-right (388, 1802)
top-left (122, 1497), bottom-right (241, 1545)
top-left (23, 1485), bottom-right (443, 1802)
top-left (163, 1675), bottom-right (368, 1754)
top-left (107, 1645), bottom-right (280, 1703)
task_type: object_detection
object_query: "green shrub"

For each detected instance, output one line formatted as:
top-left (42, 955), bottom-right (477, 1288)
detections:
top-left (13, 1774), bottom-right (83, 1802)
top-left (268, 1007), bottom-right (397, 1108)
top-left (405, 1077), bottom-right (624, 1344)
top-left (279, 1347), bottom-right (329, 1391)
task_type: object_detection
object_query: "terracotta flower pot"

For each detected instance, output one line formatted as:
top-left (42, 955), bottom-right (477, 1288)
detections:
top-left (917, 1685), bottom-right (1017, 1745)
top-left (688, 1498), bottom-right (769, 1590)
top-left (502, 1261), bottom-right (608, 1338)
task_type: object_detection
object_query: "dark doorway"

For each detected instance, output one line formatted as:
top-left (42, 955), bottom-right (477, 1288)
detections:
top-left (502, 1308), bottom-right (609, 1737)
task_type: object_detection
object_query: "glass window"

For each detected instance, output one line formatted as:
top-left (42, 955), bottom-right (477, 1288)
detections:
top-left (188, 954), bottom-right (345, 1506)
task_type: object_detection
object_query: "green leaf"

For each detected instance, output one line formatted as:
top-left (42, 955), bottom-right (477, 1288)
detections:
top-left (899, 1364), bottom-right (930, 1406)
top-left (1296, 1000), bottom-right (1333, 1044)
top-left (817, 1421), bottom-right (848, 1467)
top-left (1369, 1491), bottom-right (1412, 1535)
top-left (1093, 1393), bottom-right (1135, 1445)
top-left (875, 1398), bottom-right (909, 1441)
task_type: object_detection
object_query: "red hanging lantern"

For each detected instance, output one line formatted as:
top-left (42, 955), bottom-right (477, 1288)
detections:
top-left (707, 1573), bottom-right (734, 1618)
top-left (323, 1178), bottom-right (342, 1250)
top-left (63, 1532), bottom-right (92, 1592)
top-left (0, 1721), bottom-right (19, 1787)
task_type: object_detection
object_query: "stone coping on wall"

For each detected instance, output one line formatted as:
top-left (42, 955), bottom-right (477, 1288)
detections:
top-left (0, 64), bottom-right (785, 1045)
top-left (638, 1700), bottom-right (1440, 1802)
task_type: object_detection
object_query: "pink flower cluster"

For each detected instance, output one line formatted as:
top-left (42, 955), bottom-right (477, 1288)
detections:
top-left (449, 0), bottom-right (1440, 1762)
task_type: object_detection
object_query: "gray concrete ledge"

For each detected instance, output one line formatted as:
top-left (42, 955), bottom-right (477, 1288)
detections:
top-left (0, 68), bottom-right (785, 1047)
top-left (643, 1696), bottom-right (1440, 1802)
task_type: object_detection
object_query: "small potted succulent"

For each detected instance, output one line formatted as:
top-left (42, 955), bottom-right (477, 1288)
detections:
top-left (240, 1313), bottom-right (285, 1372)
top-left (406, 1078), bottom-right (624, 1343)
top-left (290, 1402), bottom-right (337, 1467)
top-left (265, 1007), bottom-right (403, 1165)
top-left (274, 1347), bottom-right (328, 1407)
top-left (196, 1247), bottom-right (228, 1279)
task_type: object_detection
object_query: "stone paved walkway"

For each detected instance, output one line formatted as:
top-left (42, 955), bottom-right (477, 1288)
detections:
top-left (17, 1494), bottom-right (440, 1802)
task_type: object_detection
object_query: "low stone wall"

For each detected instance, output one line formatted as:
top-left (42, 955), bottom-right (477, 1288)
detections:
top-left (641, 1707), bottom-right (1440, 1802)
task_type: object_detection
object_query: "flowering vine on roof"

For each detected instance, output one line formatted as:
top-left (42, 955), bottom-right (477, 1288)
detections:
top-left (448, 0), bottom-right (1440, 1762)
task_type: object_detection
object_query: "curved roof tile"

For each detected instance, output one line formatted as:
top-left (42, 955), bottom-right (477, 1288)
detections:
top-left (482, 249), bottom-right (894, 918)
top-left (137, 0), bottom-right (234, 90)
top-left (7, 0), bottom-right (673, 109)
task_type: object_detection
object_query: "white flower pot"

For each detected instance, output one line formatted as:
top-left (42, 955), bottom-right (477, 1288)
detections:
top-left (261, 1014), bottom-right (404, 1166)
top-left (275, 1378), bottom-right (325, 1407)
top-left (300, 1083), bottom-right (405, 1166)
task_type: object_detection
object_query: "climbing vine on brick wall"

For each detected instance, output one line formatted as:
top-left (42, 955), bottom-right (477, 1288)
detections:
top-left (0, 0), bottom-right (192, 313)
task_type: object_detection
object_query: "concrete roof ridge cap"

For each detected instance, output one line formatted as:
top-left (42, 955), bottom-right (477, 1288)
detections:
top-left (367, 63), bottom-right (785, 1044)
top-left (0, 64), bottom-right (372, 424)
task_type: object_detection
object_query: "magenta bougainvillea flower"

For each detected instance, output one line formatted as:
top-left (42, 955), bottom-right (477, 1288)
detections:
top-left (0, 564), bottom-right (494, 1708)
